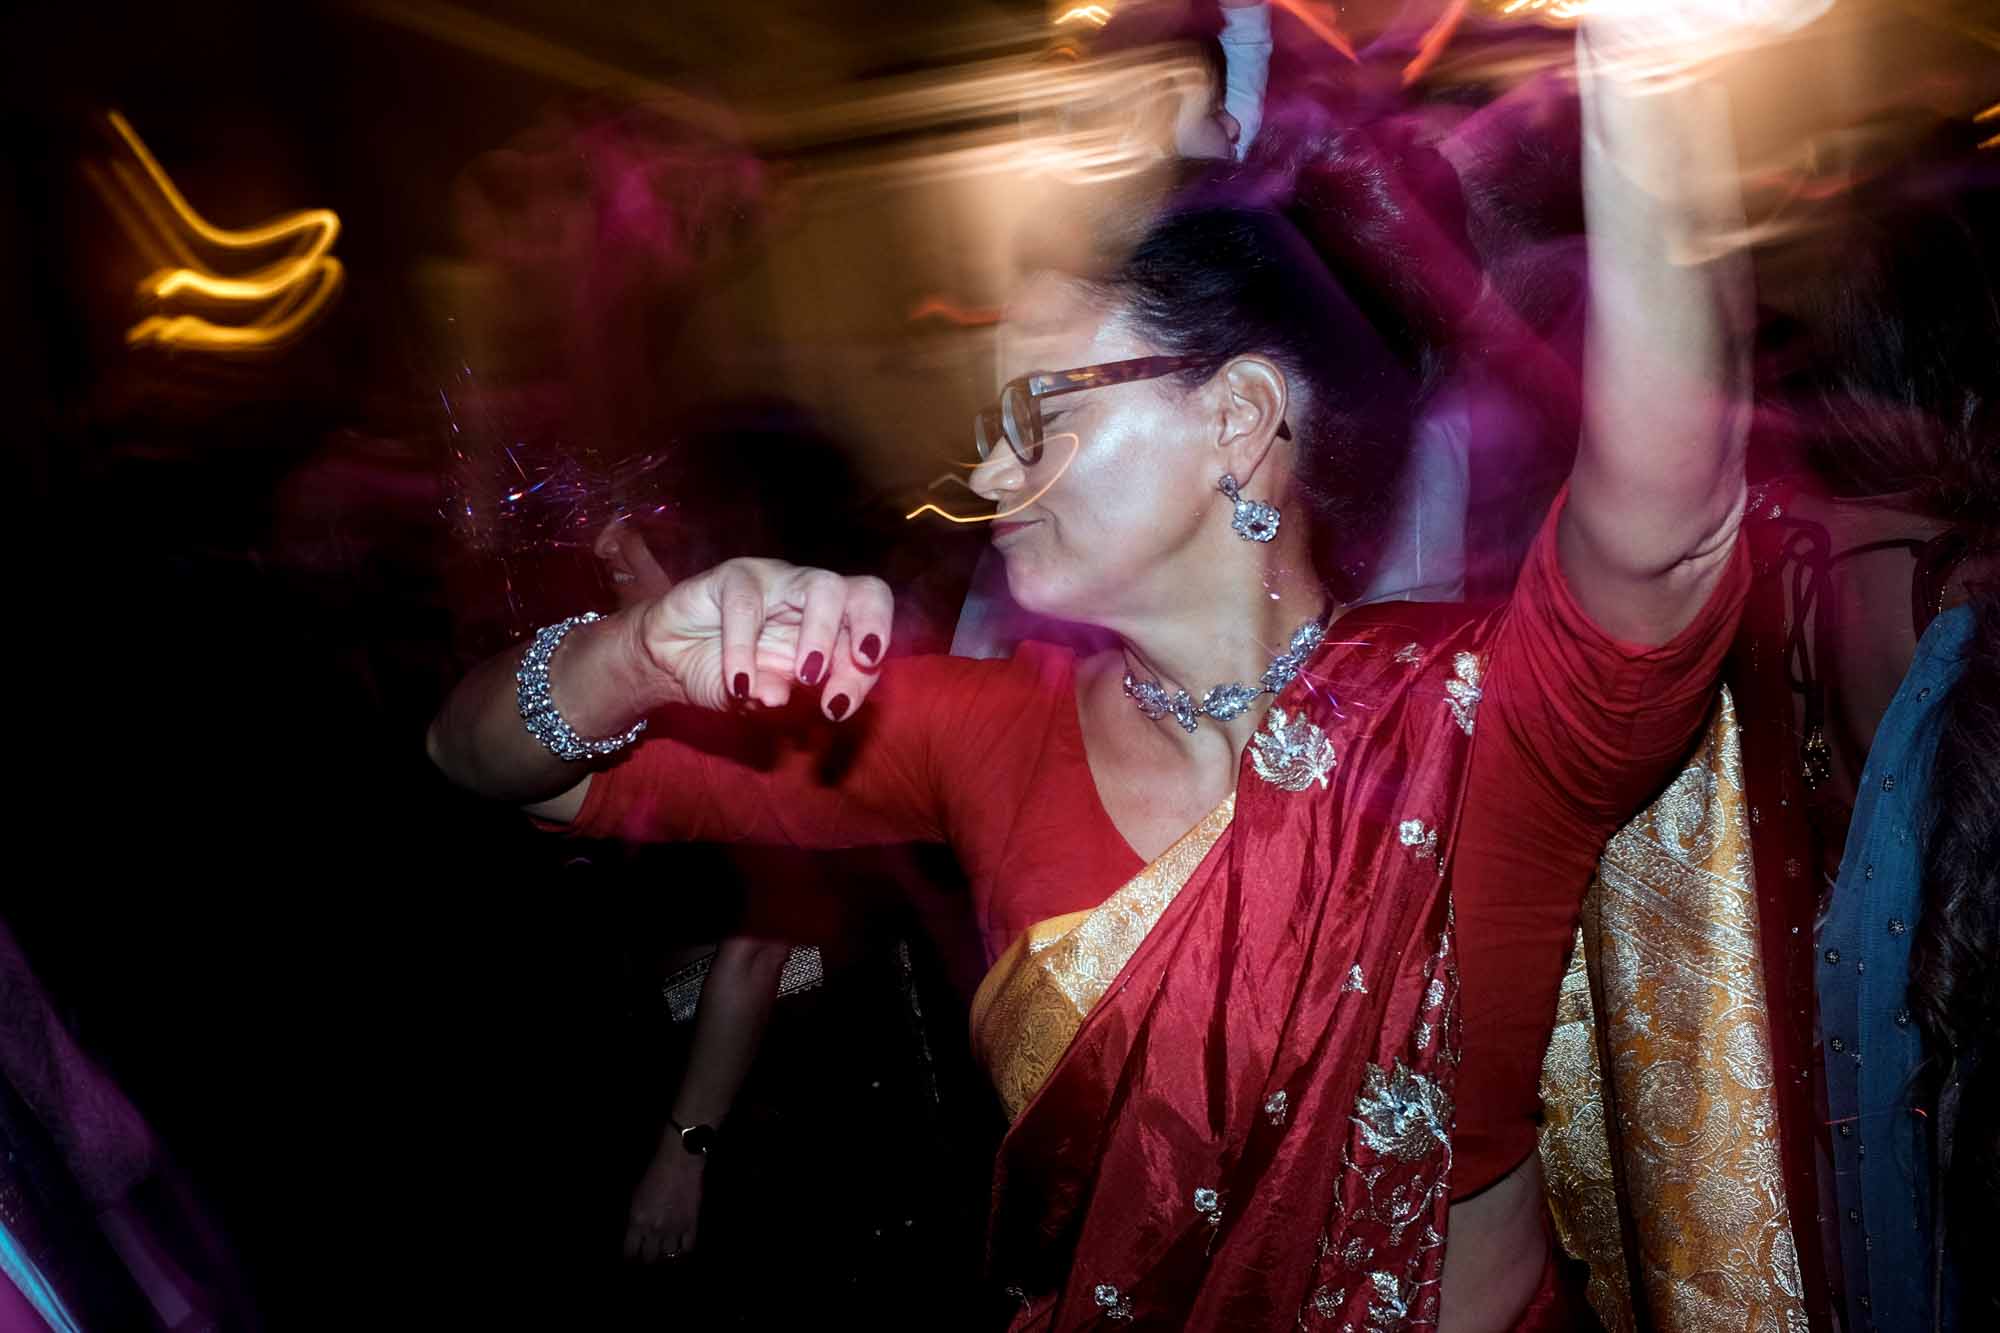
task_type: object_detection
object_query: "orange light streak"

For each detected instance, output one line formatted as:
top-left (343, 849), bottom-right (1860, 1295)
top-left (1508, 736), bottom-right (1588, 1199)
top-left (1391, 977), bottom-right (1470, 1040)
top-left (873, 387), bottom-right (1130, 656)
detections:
top-left (1490, 0), bottom-right (1590, 23)
top-left (1055, 4), bottom-right (1114, 26)
top-left (109, 161), bottom-right (204, 269)
top-left (103, 111), bottom-right (344, 352)
top-left (83, 162), bottom-right (173, 273)
top-left (1270, 0), bottom-right (1357, 62)
top-left (126, 262), bottom-right (346, 350)
top-left (1404, 0), bottom-right (1470, 85)
top-left (909, 296), bottom-right (1003, 326)
top-left (904, 432), bottom-right (1080, 523)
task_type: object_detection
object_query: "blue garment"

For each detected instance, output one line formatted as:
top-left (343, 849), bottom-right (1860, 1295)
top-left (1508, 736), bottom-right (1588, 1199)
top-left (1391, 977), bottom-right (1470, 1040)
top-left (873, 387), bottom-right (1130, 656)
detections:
top-left (1818, 604), bottom-right (1972, 1333)
top-left (0, 1220), bottom-right (82, 1333)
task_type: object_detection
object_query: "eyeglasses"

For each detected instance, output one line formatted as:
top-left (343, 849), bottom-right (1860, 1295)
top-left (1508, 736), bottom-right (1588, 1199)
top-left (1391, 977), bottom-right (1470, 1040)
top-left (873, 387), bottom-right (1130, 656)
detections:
top-left (973, 354), bottom-right (1292, 465)
top-left (974, 355), bottom-right (1205, 466)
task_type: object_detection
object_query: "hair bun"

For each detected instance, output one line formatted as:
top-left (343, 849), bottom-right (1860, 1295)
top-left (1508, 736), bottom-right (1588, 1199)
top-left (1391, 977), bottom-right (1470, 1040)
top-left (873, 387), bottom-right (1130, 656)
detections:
top-left (1246, 116), bottom-right (1481, 381)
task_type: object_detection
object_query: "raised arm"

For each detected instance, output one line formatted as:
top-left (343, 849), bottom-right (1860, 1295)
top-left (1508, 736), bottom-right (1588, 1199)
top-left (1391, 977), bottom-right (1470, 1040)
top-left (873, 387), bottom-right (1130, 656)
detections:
top-left (425, 558), bottom-right (895, 818)
top-left (1560, 13), bottom-right (1761, 646)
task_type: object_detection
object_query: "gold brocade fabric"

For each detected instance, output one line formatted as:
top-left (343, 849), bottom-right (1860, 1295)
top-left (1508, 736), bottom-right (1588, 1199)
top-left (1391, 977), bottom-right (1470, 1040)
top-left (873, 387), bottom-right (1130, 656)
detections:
top-left (970, 793), bottom-right (1236, 1122)
top-left (1538, 689), bottom-right (1808, 1333)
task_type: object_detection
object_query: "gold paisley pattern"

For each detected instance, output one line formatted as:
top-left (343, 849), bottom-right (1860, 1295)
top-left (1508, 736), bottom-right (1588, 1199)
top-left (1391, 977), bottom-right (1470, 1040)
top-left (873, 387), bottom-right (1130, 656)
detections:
top-left (970, 794), bottom-right (1236, 1121)
top-left (1538, 689), bottom-right (1806, 1333)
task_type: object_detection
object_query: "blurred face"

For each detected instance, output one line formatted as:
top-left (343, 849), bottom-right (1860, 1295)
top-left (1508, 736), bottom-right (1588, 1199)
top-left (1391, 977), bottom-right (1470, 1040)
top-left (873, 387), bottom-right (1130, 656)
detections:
top-left (592, 519), bottom-right (674, 609)
top-left (970, 272), bottom-right (1219, 626)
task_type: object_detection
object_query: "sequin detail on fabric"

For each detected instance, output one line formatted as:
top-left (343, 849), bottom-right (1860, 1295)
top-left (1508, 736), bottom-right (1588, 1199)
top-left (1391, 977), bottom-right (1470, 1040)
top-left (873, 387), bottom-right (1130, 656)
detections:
top-left (1444, 652), bottom-right (1483, 736)
top-left (1302, 910), bottom-right (1459, 1330)
top-left (1251, 706), bottom-right (1338, 792)
top-left (1353, 1061), bottom-right (1452, 1163)
top-left (1092, 1282), bottom-right (1134, 1321)
top-left (1399, 818), bottom-right (1439, 867)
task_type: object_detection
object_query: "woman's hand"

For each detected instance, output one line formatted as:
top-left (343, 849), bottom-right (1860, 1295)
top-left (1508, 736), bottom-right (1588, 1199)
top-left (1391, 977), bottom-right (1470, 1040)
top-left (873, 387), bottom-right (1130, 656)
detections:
top-left (623, 1140), bottom-right (706, 1263)
top-left (632, 558), bottom-right (894, 721)
top-left (427, 556), bottom-right (892, 809)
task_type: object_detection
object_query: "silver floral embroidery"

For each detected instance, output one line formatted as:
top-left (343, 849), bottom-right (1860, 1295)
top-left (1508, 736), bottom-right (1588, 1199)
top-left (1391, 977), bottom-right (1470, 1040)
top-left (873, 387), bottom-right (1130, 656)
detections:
top-left (1367, 1271), bottom-right (1411, 1328)
top-left (1444, 652), bottom-right (1483, 735)
top-left (1264, 1089), bottom-right (1290, 1125)
top-left (1342, 964), bottom-right (1368, 994)
top-left (1352, 1060), bottom-right (1453, 1163)
top-left (1093, 1282), bottom-right (1134, 1321)
top-left (1251, 706), bottom-right (1338, 792)
top-left (1194, 1187), bottom-right (1221, 1219)
top-left (1311, 1284), bottom-right (1345, 1317)
top-left (1310, 917), bottom-right (1458, 1333)
top-left (1393, 642), bottom-right (1422, 666)
top-left (1398, 818), bottom-right (1438, 863)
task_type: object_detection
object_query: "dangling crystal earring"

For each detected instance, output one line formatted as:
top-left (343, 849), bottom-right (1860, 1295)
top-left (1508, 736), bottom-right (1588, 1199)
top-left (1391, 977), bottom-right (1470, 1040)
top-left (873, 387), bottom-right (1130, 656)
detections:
top-left (1217, 473), bottom-right (1280, 543)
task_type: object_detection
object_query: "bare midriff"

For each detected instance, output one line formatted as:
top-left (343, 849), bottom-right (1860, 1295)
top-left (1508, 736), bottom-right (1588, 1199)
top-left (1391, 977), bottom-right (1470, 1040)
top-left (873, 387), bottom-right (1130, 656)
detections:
top-left (1439, 1153), bottom-right (1550, 1333)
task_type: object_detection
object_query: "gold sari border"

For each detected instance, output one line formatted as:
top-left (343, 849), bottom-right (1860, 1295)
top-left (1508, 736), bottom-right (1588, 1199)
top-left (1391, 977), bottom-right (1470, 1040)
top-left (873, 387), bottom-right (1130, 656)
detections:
top-left (971, 792), bottom-right (1237, 1122)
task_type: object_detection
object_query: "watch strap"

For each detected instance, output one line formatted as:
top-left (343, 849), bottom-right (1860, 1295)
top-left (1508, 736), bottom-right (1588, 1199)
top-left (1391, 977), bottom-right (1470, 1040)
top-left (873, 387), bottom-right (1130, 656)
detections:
top-left (667, 1113), bottom-right (718, 1156)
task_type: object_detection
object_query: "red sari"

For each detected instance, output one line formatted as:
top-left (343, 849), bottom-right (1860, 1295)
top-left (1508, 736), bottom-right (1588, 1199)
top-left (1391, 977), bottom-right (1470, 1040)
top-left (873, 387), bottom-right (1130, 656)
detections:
top-left (985, 605), bottom-right (1497, 1330)
top-left (564, 494), bottom-right (1750, 1327)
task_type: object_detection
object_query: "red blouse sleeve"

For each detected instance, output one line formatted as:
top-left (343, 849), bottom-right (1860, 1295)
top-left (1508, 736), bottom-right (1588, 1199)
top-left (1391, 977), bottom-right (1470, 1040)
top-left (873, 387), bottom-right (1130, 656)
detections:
top-left (1446, 486), bottom-right (1751, 1194)
top-left (1474, 486), bottom-right (1751, 831)
top-left (561, 650), bottom-right (1047, 851)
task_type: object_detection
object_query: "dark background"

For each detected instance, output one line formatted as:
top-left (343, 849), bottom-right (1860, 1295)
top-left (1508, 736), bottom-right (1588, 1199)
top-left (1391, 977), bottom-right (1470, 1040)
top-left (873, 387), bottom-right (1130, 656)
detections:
top-left (0, 2), bottom-right (1040, 1326)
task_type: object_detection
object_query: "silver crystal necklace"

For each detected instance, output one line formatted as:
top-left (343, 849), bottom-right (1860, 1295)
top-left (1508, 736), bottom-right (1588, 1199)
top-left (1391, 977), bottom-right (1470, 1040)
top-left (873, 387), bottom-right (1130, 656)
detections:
top-left (1121, 612), bottom-right (1330, 734)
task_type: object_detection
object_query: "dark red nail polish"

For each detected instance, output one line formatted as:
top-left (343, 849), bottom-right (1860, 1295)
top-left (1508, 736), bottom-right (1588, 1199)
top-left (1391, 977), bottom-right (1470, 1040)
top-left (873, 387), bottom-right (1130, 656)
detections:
top-left (732, 672), bottom-right (749, 700)
top-left (860, 634), bottom-right (882, 663)
top-left (801, 651), bottom-right (824, 685)
top-left (827, 693), bottom-right (850, 721)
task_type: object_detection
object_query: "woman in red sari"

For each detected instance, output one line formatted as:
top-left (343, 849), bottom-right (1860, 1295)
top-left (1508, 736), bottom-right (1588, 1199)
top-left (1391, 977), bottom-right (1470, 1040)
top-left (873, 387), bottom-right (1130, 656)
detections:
top-left (429, 13), bottom-right (1764, 1328)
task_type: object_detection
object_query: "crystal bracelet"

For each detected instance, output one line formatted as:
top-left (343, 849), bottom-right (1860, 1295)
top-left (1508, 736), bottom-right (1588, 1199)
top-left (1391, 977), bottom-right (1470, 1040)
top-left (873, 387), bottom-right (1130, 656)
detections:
top-left (516, 613), bottom-right (648, 761)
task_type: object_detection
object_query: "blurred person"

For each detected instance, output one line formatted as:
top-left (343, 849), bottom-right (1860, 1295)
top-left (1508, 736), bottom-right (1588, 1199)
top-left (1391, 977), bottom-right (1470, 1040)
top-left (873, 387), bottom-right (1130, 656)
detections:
top-left (0, 919), bottom-right (252, 1333)
top-left (1078, 1), bottom-right (1272, 162)
top-left (1729, 144), bottom-right (2000, 1331)
top-left (538, 409), bottom-right (990, 1330)
top-left (430, 9), bottom-right (1764, 1328)
top-left (589, 515), bottom-right (791, 1271)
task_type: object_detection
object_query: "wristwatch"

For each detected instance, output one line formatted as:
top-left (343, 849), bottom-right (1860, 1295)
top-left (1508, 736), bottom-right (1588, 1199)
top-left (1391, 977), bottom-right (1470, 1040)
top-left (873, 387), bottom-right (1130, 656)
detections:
top-left (667, 1113), bottom-right (718, 1157)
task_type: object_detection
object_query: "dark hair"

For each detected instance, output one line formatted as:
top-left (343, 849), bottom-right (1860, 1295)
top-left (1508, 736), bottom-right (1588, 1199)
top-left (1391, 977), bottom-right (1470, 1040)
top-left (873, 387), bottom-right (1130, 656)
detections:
top-left (1062, 136), bottom-right (1469, 599)
top-left (1765, 151), bottom-right (2000, 512)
